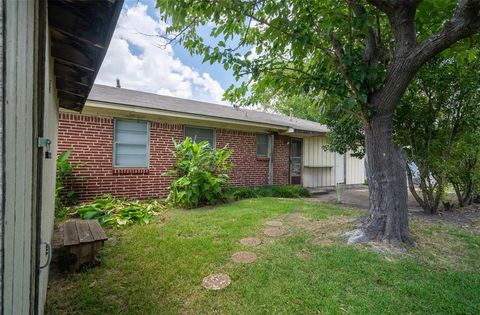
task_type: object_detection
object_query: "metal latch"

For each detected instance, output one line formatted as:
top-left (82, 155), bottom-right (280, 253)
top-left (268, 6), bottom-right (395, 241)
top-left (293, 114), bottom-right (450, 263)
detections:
top-left (39, 241), bottom-right (52, 270)
top-left (37, 137), bottom-right (52, 159)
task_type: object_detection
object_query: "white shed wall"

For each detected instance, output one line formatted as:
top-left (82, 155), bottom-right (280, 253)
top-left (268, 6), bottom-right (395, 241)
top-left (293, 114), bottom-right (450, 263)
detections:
top-left (346, 153), bottom-right (366, 185)
top-left (302, 136), bottom-right (366, 187)
top-left (302, 136), bottom-right (336, 187)
top-left (4, 0), bottom-right (37, 313)
top-left (38, 29), bottom-right (60, 314)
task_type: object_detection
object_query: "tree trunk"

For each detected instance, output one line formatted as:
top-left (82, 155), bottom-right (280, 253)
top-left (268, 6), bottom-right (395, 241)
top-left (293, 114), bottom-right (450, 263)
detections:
top-left (406, 164), bottom-right (427, 209)
top-left (354, 113), bottom-right (410, 244)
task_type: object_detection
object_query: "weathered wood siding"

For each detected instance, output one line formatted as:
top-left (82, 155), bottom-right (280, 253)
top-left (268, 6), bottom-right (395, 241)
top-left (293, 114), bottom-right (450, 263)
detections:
top-left (4, 0), bottom-right (37, 313)
top-left (0, 0), bottom-right (4, 308)
top-left (302, 136), bottom-right (336, 187)
top-left (38, 27), bottom-right (59, 314)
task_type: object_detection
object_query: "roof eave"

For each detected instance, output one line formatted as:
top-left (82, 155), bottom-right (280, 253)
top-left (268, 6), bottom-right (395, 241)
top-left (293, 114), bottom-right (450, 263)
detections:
top-left (49, 0), bottom-right (124, 111)
top-left (83, 100), bottom-right (294, 132)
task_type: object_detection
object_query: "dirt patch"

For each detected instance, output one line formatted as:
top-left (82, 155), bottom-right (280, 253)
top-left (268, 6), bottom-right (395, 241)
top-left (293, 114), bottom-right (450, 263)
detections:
top-left (265, 220), bottom-right (284, 227)
top-left (410, 204), bottom-right (480, 229)
top-left (231, 251), bottom-right (258, 264)
top-left (295, 249), bottom-right (310, 259)
top-left (201, 274), bottom-right (231, 290)
top-left (283, 212), bottom-right (356, 246)
top-left (264, 227), bottom-right (285, 237)
top-left (240, 237), bottom-right (262, 247)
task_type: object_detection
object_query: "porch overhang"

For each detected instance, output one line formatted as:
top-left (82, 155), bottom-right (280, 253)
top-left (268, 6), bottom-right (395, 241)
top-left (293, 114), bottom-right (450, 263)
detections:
top-left (49, 0), bottom-right (123, 111)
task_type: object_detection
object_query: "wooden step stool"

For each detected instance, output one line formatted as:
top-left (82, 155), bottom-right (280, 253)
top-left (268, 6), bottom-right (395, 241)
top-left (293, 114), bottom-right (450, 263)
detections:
top-left (63, 219), bottom-right (108, 272)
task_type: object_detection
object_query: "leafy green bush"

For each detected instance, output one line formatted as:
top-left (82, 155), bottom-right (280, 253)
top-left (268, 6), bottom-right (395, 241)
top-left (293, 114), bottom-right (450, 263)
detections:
top-left (228, 187), bottom-right (261, 200)
top-left (56, 149), bottom-right (81, 218)
top-left (73, 195), bottom-right (164, 226)
top-left (166, 138), bottom-right (233, 208)
top-left (228, 185), bottom-right (311, 201)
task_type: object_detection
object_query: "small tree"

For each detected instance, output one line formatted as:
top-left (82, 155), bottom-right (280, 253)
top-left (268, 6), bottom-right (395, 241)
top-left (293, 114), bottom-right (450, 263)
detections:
top-left (447, 133), bottom-right (480, 207)
top-left (397, 56), bottom-right (480, 213)
top-left (166, 138), bottom-right (233, 208)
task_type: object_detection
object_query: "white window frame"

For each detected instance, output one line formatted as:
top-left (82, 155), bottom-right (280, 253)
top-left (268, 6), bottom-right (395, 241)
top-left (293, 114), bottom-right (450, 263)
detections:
top-left (256, 133), bottom-right (271, 157)
top-left (184, 125), bottom-right (216, 148)
top-left (113, 118), bottom-right (150, 168)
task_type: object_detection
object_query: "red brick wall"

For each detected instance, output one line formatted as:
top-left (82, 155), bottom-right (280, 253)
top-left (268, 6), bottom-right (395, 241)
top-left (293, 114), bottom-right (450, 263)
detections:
top-left (58, 112), bottom-right (290, 201)
top-left (216, 129), bottom-right (270, 187)
top-left (273, 135), bottom-right (291, 184)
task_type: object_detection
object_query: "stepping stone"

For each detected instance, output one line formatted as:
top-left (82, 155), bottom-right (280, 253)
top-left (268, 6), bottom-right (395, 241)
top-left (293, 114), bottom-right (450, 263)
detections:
top-left (264, 227), bottom-right (285, 237)
top-left (265, 220), bottom-right (283, 227)
top-left (202, 274), bottom-right (231, 290)
top-left (231, 251), bottom-right (257, 264)
top-left (240, 237), bottom-right (262, 247)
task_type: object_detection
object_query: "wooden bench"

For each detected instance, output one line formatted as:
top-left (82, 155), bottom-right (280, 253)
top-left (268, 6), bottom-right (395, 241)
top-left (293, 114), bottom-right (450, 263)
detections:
top-left (63, 219), bottom-right (108, 272)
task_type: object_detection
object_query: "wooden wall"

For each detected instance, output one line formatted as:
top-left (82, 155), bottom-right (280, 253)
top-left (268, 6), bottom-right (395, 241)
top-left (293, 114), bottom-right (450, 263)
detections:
top-left (4, 0), bottom-right (38, 313)
top-left (38, 26), bottom-right (59, 314)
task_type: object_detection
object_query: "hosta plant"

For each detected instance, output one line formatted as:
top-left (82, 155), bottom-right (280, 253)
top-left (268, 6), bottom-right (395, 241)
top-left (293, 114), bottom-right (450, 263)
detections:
top-left (75, 195), bottom-right (165, 226)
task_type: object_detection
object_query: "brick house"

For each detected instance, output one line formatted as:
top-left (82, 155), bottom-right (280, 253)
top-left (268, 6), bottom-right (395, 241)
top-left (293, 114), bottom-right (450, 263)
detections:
top-left (59, 84), bottom-right (365, 201)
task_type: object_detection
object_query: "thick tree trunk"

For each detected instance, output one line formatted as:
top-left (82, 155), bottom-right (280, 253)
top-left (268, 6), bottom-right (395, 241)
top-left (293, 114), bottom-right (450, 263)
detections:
top-left (352, 113), bottom-right (410, 244)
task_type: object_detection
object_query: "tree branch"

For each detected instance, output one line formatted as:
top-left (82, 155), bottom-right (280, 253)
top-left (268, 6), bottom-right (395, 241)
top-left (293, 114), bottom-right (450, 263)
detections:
top-left (371, 0), bottom-right (480, 115)
top-left (410, 0), bottom-right (480, 69)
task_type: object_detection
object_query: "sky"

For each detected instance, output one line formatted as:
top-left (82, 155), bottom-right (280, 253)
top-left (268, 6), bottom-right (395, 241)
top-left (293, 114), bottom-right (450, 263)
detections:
top-left (95, 0), bottom-right (237, 105)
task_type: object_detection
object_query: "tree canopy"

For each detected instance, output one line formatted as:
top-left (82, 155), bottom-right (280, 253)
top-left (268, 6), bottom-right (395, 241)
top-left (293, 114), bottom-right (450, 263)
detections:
top-left (156, 0), bottom-right (480, 244)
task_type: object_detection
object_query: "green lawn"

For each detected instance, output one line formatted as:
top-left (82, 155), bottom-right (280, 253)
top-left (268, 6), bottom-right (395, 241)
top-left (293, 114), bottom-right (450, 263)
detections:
top-left (46, 198), bottom-right (480, 314)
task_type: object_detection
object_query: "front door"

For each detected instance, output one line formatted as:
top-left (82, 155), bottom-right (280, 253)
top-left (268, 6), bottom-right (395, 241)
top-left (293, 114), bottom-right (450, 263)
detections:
top-left (290, 139), bottom-right (302, 185)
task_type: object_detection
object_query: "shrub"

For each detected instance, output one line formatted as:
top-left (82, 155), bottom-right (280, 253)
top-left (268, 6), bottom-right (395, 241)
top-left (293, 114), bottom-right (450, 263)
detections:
top-left (228, 187), bottom-right (261, 200)
top-left (227, 185), bottom-right (311, 201)
top-left (166, 138), bottom-right (233, 208)
top-left (56, 149), bottom-right (81, 218)
top-left (74, 195), bottom-right (165, 226)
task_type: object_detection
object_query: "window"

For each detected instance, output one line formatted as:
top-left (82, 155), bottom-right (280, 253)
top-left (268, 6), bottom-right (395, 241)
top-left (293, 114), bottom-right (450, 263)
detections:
top-left (113, 119), bottom-right (149, 167)
top-left (185, 126), bottom-right (215, 147)
top-left (256, 134), bottom-right (270, 156)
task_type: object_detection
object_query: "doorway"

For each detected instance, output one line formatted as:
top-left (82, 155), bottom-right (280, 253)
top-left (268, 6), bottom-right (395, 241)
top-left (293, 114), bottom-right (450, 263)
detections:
top-left (290, 139), bottom-right (302, 185)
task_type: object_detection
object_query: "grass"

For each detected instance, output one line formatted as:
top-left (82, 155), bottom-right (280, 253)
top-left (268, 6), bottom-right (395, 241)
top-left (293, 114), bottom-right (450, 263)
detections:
top-left (46, 198), bottom-right (480, 314)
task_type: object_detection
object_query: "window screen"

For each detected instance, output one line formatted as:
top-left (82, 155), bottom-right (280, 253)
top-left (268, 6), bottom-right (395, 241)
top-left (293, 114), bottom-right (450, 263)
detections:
top-left (114, 119), bottom-right (149, 167)
top-left (185, 126), bottom-right (215, 147)
top-left (256, 134), bottom-right (270, 156)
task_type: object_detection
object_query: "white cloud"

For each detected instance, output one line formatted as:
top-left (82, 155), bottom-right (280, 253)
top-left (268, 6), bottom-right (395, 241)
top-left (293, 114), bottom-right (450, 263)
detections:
top-left (95, 3), bottom-right (226, 104)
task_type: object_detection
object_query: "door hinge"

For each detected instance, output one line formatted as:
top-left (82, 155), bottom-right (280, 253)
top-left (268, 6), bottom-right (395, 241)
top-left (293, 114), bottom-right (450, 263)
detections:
top-left (37, 137), bottom-right (52, 159)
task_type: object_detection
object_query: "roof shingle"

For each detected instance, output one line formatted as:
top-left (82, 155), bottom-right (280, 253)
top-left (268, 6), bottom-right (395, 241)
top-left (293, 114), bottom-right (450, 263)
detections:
top-left (87, 84), bottom-right (329, 133)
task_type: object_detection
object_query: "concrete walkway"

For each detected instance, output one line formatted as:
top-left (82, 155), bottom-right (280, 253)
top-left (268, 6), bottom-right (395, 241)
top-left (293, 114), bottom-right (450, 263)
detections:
top-left (309, 186), bottom-right (422, 210)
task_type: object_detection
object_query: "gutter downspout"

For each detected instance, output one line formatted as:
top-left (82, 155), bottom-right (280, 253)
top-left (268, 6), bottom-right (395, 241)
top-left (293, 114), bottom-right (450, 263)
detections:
top-left (268, 134), bottom-right (274, 185)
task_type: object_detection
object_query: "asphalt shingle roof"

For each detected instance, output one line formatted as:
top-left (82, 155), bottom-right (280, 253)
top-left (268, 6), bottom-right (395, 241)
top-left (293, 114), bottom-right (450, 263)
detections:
top-left (87, 84), bottom-right (329, 133)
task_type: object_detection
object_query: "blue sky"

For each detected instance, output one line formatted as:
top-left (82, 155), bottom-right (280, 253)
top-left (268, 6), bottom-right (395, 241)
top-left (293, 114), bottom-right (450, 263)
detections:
top-left (95, 0), bottom-right (237, 104)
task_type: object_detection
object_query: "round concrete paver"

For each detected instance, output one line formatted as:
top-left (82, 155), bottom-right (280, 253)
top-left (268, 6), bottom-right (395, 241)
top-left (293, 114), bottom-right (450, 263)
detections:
top-left (231, 251), bottom-right (258, 264)
top-left (264, 227), bottom-right (285, 237)
top-left (202, 274), bottom-right (231, 290)
top-left (240, 237), bottom-right (262, 247)
top-left (265, 220), bottom-right (283, 227)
